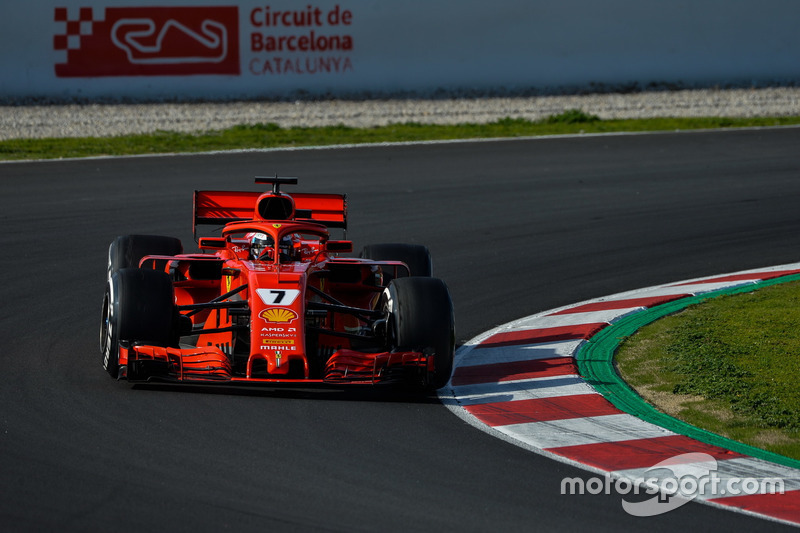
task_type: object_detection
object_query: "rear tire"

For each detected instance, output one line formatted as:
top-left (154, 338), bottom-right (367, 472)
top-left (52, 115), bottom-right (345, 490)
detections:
top-left (107, 234), bottom-right (183, 279)
top-left (101, 268), bottom-right (176, 378)
top-left (385, 277), bottom-right (455, 389)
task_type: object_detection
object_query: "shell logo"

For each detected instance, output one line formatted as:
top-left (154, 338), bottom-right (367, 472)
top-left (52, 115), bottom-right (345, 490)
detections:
top-left (259, 307), bottom-right (298, 323)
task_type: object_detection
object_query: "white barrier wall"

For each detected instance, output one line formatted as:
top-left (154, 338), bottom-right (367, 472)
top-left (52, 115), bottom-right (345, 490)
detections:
top-left (2, 0), bottom-right (799, 100)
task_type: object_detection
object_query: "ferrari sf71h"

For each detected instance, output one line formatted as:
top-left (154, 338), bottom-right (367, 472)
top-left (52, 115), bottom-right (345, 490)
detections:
top-left (101, 177), bottom-right (455, 389)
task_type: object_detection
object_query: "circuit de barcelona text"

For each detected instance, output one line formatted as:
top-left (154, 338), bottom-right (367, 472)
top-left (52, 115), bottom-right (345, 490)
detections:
top-left (247, 5), bottom-right (355, 76)
top-left (248, 56), bottom-right (353, 75)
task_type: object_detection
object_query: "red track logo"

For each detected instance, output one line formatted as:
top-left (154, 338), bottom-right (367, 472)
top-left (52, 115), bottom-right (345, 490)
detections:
top-left (54, 6), bottom-right (240, 77)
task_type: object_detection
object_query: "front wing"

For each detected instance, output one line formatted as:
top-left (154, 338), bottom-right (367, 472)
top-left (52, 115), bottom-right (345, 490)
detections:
top-left (120, 344), bottom-right (435, 386)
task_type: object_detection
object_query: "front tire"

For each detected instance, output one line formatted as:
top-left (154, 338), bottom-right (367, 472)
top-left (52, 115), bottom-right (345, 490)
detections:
top-left (107, 234), bottom-right (183, 279)
top-left (360, 243), bottom-right (433, 284)
top-left (101, 268), bottom-right (176, 378)
top-left (385, 277), bottom-right (455, 389)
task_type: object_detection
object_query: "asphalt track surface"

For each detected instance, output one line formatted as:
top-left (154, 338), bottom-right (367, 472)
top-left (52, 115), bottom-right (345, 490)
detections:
top-left (2, 128), bottom-right (800, 531)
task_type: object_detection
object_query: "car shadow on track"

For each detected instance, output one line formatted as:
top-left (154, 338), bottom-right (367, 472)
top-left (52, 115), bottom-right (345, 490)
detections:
top-left (131, 382), bottom-right (443, 404)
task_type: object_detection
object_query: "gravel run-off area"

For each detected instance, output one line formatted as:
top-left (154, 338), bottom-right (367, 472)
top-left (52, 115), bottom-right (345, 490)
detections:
top-left (2, 87), bottom-right (800, 140)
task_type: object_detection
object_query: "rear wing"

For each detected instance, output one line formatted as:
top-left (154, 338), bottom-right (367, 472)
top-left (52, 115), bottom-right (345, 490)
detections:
top-left (193, 190), bottom-right (347, 239)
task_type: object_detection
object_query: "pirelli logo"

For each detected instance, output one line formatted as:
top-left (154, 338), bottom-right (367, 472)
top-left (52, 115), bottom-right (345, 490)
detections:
top-left (262, 339), bottom-right (295, 345)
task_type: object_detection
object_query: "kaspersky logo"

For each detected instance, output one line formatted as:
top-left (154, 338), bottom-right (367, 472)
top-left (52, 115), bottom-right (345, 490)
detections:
top-left (54, 6), bottom-right (240, 76)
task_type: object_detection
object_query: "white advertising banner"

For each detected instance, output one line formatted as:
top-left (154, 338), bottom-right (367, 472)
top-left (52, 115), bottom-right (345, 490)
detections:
top-left (2, 1), bottom-right (799, 100)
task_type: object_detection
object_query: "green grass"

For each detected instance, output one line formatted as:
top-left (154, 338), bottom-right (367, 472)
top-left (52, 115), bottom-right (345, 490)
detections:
top-left (3, 111), bottom-right (800, 161)
top-left (617, 281), bottom-right (800, 459)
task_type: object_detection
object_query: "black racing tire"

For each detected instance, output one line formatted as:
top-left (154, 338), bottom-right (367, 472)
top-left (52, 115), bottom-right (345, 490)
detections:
top-left (101, 268), bottom-right (176, 378)
top-left (107, 234), bottom-right (183, 279)
top-left (385, 277), bottom-right (455, 389)
top-left (360, 243), bottom-right (433, 282)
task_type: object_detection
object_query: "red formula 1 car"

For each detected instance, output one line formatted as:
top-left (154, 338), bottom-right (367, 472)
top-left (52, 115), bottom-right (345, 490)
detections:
top-left (100, 177), bottom-right (455, 389)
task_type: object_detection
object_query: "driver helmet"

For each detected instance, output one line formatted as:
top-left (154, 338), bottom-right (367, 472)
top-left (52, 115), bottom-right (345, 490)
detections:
top-left (278, 234), bottom-right (297, 261)
top-left (249, 232), bottom-right (274, 260)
